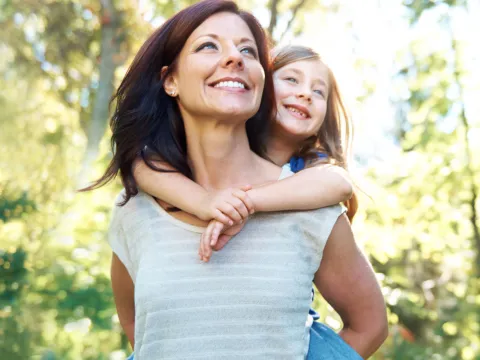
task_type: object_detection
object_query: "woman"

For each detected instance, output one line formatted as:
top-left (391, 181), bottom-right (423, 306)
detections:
top-left (132, 43), bottom-right (381, 358)
top-left (86, 0), bottom-right (387, 358)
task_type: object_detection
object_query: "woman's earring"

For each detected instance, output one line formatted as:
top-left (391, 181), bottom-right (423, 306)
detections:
top-left (170, 90), bottom-right (176, 97)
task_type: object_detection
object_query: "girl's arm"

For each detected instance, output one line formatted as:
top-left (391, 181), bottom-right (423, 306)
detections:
top-left (133, 159), bottom-right (253, 225)
top-left (111, 253), bottom-right (135, 348)
top-left (314, 215), bottom-right (388, 358)
top-left (135, 159), bottom-right (352, 221)
top-left (247, 165), bottom-right (353, 212)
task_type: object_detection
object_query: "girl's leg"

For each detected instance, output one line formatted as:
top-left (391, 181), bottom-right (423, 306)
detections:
top-left (306, 321), bottom-right (363, 360)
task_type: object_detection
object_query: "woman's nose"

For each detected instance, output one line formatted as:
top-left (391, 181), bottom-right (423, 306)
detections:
top-left (221, 46), bottom-right (244, 71)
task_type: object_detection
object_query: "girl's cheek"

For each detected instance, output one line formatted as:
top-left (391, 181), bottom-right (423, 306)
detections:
top-left (274, 84), bottom-right (291, 100)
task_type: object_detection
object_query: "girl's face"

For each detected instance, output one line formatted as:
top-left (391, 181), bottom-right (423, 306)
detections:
top-left (169, 12), bottom-right (265, 123)
top-left (273, 59), bottom-right (329, 140)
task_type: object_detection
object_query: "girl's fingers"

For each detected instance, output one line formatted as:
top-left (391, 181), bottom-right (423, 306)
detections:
top-left (227, 197), bottom-right (249, 220)
top-left (232, 189), bottom-right (255, 215)
top-left (199, 232), bottom-right (205, 261)
top-left (213, 234), bottom-right (233, 251)
top-left (202, 222), bottom-right (215, 261)
top-left (210, 221), bottom-right (225, 247)
top-left (214, 209), bottom-right (234, 226)
top-left (218, 203), bottom-right (242, 223)
top-left (239, 184), bottom-right (252, 192)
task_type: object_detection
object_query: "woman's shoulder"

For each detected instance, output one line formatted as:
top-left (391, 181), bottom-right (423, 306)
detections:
top-left (110, 190), bottom-right (156, 223)
top-left (290, 204), bottom-right (346, 238)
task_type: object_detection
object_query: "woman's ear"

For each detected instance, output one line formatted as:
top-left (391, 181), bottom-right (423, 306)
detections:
top-left (161, 66), bottom-right (178, 97)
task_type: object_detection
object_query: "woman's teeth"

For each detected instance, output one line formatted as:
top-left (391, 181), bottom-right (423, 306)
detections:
top-left (285, 106), bottom-right (307, 118)
top-left (214, 81), bottom-right (245, 89)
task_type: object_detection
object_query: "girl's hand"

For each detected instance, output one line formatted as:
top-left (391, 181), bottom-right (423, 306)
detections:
top-left (198, 185), bottom-right (255, 225)
top-left (199, 219), bottom-right (247, 262)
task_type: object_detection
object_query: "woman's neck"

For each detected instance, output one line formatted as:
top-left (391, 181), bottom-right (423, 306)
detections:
top-left (184, 116), bottom-right (279, 191)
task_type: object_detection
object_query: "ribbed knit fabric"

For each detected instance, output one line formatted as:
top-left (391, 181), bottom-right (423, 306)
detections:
top-left (108, 168), bottom-right (345, 360)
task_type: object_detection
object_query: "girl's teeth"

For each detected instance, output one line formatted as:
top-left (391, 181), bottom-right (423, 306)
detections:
top-left (286, 106), bottom-right (307, 117)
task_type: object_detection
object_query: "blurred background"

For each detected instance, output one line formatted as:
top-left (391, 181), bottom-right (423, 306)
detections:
top-left (0, 0), bottom-right (479, 359)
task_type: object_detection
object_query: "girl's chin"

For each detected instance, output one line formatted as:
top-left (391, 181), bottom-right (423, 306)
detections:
top-left (276, 120), bottom-right (310, 139)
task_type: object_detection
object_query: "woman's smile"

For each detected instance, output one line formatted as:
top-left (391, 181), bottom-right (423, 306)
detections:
top-left (208, 77), bottom-right (250, 94)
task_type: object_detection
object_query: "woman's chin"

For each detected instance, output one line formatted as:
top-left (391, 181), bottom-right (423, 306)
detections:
top-left (213, 104), bottom-right (259, 120)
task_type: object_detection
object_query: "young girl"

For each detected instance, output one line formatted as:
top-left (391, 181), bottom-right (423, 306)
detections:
top-left (130, 45), bottom-right (383, 358)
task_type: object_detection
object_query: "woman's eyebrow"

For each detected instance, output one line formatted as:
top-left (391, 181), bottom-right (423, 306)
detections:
top-left (192, 33), bottom-right (255, 45)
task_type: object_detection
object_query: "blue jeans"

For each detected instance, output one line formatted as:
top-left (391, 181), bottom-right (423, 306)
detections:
top-left (126, 321), bottom-right (362, 359)
top-left (306, 321), bottom-right (363, 359)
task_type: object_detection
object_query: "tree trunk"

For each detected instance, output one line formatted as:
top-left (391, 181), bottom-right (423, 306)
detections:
top-left (268, 0), bottom-right (281, 38)
top-left (279, 0), bottom-right (308, 42)
top-left (449, 21), bottom-right (480, 276)
top-left (77, 0), bottom-right (121, 188)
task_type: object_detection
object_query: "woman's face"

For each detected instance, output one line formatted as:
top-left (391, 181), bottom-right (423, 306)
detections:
top-left (273, 59), bottom-right (329, 140)
top-left (169, 12), bottom-right (265, 122)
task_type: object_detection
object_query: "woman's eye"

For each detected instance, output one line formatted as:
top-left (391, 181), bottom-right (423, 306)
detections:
top-left (285, 77), bottom-right (298, 84)
top-left (240, 47), bottom-right (258, 58)
top-left (314, 89), bottom-right (325, 96)
top-left (196, 42), bottom-right (218, 52)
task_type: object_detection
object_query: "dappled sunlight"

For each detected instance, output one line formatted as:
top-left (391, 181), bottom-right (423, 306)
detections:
top-left (1, 0), bottom-right (478, 359)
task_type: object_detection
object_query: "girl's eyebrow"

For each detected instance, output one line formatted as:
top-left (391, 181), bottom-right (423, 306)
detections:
top-left (312, 77), bottom-right (327, 87)
top-left (284, 68), bottom-right (303, 76)
top-left (283, 68), bottom-right (327, 87)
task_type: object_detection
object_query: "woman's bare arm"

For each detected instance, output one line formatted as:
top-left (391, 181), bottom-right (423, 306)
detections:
top-left (247, 165), bottom-right (353, 212)
top-left (314, 215), bottom-right (388, 358)
top-left (111, 253), bottom-right (135, 348)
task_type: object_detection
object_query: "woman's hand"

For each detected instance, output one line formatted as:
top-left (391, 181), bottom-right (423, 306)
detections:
top-left (198, 185), bottom-right (255, 225)
top-left (199, 219), bottom-right (247, 262)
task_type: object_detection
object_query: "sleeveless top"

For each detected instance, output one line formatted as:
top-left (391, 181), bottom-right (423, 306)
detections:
top-left (108, 167), bottom-right (345, 359)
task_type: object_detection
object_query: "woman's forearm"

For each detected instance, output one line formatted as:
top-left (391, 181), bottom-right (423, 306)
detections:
top-left (123, 322), bottom-right (135, 349)
top-left (247, 165), bottom-right (353, 212)
top-left (339, 325), bottom-right (388, 359)
top-left (315, 216), bottom-right (388, 359)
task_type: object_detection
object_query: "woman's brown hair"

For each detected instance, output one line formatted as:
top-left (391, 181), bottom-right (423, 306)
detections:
top-left (272, 45), bottom-right (358, 221)
top-left (80, 0), bottom-right (275, 205)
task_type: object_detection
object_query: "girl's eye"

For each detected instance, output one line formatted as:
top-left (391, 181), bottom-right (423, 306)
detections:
top-left (314, 89), bottom-right (325, 96)
top-left (240, 46), bottom-right (258, 58)
top-left (285, 77), bottom-right (298, 84)
top-left (195, 42), bottom-right (218, 52)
